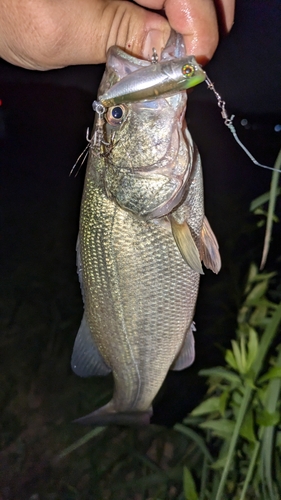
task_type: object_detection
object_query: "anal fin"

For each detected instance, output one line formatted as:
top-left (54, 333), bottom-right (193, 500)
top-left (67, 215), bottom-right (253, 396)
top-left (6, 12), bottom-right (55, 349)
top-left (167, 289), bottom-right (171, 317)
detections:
top-left (71, 313), bottom-right (111, 377)
top-left (171, 322), bottom-right (196, 371)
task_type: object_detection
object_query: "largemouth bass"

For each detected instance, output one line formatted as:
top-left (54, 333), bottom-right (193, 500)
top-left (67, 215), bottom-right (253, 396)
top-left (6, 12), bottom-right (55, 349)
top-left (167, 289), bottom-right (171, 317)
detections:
top-left (71, 33), bottom-right (221, 425)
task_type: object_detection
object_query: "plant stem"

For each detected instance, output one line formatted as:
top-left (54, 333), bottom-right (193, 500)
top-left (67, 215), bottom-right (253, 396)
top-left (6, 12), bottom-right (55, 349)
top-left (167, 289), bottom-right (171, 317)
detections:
top-left (260, 147), bottom-right (281, 269)
top-left (199, 452), bottom-right (209, 500)
top-left (215, 384), bottom-right (253, 500)
top-left (216, 304), bottom-right (281, 499)
top-left (55, 426), bottom-right (105, 461)
top-left (261, 345), bottom-right (281, 500)
top-left (252, 303), bottom-right (281, 377)
top-left (240, 439), bottom-right (261, 500)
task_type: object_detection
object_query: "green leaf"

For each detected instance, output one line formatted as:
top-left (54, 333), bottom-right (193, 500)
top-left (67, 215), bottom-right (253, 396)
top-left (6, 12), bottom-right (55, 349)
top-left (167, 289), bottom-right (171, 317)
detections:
top-left (247, 263), bottom-right (259, 283)
top-left (191, 397), bottom-right (221, 416)
top-left (219, 391), bottom-right (229, 416)
top-left (199, 367), bottom-right (241, 384)
top-left (200, 419), bottom-right (235, 438)
top-left (239, 408), bottom-right (257, 443)
top-left (56, 427), bottom-right (106, 461)
top-left (250, 271), bottom-right (276, 282)
top-left (257, 409), bottom-right (280, 427)
top-left (244, 376), bottom-right (257, 389)
top-left (215, 385), bottom-right (253, 500)
top-left (183, 466), bottom-right (198, 500)
top-left (211, 456), bottom-right (229, 470)
top-left (240, 335), bottom-right (247, 373)
top-left (174, 424), bottom-right (213, 463)
top-left (245, 281), bottom-right (268, 303)
top-left (245, 327), bottom-right (259, 371)
top-left (249, 188), bottom-right (281, 211)
top-left (225, 350), bottom-right (238, 371)
top-left (258, 366), bottom-right (281, 384)
top-left (237, 305), bottom-right (250, 324)
top-left (252, 302), bottom-right (281, 377)
top-left (239, 440), bottom-right (261, 500)
top-left (232, 390), bottom-right (243, 406)
top-left (250, 304), bottom-right (268, 326)
top-left (260, 147), bottom-right (281, 269)
top-left (231, 340), bottom-right (245, 373)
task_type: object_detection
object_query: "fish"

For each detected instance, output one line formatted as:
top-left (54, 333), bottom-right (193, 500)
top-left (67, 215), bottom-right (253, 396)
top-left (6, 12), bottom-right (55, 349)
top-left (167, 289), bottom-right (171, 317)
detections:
top-left (71, 32), bottom-right (221, 426)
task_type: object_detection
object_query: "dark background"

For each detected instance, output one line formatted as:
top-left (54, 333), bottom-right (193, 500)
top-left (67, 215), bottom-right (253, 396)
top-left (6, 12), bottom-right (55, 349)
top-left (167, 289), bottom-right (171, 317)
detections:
top-left (0, 0), bottom-right (281, 496)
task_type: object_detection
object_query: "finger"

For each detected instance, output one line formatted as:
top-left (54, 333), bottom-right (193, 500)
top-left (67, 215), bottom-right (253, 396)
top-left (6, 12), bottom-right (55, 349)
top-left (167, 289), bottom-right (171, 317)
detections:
top-left (136, 0), bottom-right (235, 64)
top-left (164, 0), bottom-right (219, 64)
top-left (136, 0), bottom-right (235, 33)
top-left (0, 0), bottom-right (171, 70)
top-left (217, 0), bottom-right (235, 33)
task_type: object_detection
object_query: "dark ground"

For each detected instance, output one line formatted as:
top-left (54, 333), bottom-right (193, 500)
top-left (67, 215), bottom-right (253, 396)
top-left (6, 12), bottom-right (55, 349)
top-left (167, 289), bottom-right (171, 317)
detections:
top-left (0, 1), bottom-right (281, 498)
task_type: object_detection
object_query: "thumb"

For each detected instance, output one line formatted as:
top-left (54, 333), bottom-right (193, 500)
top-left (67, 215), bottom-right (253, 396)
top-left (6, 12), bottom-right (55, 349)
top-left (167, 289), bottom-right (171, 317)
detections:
top-left (0, 0), bottom-right (171, 70)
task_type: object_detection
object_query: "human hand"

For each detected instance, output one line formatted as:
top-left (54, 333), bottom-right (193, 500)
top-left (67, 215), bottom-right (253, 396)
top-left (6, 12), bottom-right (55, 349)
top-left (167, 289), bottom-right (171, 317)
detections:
top-left (0, 0), bottom-right (235, 70)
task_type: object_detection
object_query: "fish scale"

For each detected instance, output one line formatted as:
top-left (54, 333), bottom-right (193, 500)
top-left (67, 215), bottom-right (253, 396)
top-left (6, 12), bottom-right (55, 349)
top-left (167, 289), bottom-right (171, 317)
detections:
top-left (80, 183), bottom-right (199, 412)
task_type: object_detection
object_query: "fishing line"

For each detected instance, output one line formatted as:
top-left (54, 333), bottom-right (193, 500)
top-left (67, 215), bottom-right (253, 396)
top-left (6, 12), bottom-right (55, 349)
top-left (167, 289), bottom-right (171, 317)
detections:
top-left (204, 74), bottom-right (280, 173)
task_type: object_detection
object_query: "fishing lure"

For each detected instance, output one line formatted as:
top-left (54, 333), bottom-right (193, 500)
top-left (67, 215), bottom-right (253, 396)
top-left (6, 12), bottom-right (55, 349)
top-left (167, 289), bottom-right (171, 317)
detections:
top-left (71, 45), bottom-right (277, 175)
top-left (98, 55), bottom-right (205, 107)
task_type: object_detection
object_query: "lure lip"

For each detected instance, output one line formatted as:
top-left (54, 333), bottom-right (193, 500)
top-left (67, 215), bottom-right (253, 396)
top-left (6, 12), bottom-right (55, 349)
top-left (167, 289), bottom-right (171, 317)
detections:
top-left (99, 56), bottom-right (206, 108)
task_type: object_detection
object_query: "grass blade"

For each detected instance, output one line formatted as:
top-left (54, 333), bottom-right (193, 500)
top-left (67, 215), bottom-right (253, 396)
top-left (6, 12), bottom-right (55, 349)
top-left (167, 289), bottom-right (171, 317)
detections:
top-left (260, 147), bottom-right (281, 269)
top-left (260, 346), bottom-right (281, 500)
top-left (250, 187), bottom-right (281, 211)
top-left (183, 466), bottom-right (199, 500)
top-left (239, 439), bottom-right (261, 500)
top-left (174, 424), bottom-right (213, 463)
top-left (215, 385), bottom-right (253, 500)
top-left (55, 426), bottom-right (105, 461)
top-left (252, 303), bottom-right (281, 377)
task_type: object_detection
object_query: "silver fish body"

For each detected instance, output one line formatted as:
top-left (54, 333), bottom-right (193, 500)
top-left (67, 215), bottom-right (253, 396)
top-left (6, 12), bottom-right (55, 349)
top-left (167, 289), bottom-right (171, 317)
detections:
top-left (72, 35), bottom-right (221, 425)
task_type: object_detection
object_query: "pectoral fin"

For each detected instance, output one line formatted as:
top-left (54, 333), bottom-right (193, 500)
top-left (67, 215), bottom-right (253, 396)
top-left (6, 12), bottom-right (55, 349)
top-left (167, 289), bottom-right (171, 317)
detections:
top-left (201, 216), bottom-right (221, 274)
top-left (171, 322), bottom-right (196, 371)
top-left (170, 216), bottom-right (204, 274)
top-left (71, 313), bottom-right (111, 377)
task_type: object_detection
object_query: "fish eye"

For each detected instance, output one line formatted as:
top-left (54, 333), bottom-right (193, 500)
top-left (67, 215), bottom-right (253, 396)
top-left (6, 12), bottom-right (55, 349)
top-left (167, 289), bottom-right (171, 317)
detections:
top-left (106, 105), bottom-right (127, 126)
top-left (182, 64), bottom-right (195, 77)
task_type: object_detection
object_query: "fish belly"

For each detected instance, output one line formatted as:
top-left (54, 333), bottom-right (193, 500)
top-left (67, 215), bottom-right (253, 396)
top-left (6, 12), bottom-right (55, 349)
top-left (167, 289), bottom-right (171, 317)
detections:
top-left (80, 180), bottom-right (200, 413)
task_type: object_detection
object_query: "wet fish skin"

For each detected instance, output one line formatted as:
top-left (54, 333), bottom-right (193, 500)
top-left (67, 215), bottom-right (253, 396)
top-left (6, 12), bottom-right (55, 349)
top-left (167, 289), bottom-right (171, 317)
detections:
top-left (72, 36), bottom-right (221, 425)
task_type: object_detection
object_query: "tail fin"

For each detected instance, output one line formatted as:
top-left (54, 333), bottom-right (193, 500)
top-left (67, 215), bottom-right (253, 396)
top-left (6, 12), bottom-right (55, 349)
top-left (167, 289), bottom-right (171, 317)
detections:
top-left (73, 401), bottom-right (152, 426)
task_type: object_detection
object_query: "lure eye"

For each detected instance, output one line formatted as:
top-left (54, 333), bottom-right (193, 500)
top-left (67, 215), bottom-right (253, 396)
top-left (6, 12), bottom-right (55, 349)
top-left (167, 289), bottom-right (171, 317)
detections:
top-left (106, 105), bottom-right (127, 126)
top-left (182, 64), bottom-right (195, 77)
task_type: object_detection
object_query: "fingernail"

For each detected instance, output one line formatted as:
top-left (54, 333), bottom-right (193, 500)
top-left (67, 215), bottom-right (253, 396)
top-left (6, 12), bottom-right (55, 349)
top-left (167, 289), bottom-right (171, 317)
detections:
top-left (142, 29), bottom-right (165, 60)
